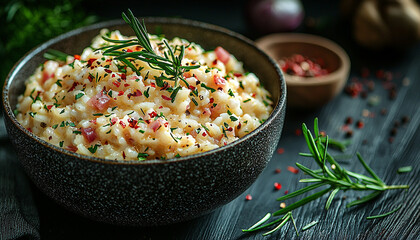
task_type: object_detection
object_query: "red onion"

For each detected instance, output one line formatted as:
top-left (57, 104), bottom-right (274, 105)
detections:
top-left (246, 0), bottom-right (304, 34)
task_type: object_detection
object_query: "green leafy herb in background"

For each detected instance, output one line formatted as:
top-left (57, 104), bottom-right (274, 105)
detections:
top-left (0, 0), bottom-right (98, 87)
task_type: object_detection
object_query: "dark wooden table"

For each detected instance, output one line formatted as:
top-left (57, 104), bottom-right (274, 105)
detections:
top-left (1, 1), bottom-right (419, 239)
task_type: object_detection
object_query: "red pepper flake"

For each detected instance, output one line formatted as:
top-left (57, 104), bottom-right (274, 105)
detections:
top-left (287, 166), bottom-right (299, 174)
top-left (110, 117), bottom-right (118, 126)
top-left (251, 93), bottom-right (256, 97)
top-left (274, 182), bottom-right (282, 190)
top-left (118, 91), bottom-right (125, 96)
top-left (122, 151), bottom-right (126, 159)
top-left (345, 117), bottom-right (353, 125)
top-left (295, 128), bottom-right (302, 136)
top-left (87, 74), bottom-right (94, 82)
top-left (112, 81), bottom-right (121, 88)
top-left (149, 111), bottom-right (157, 118)
top-left (161, 95), bottom-right (172, 101)
top-left (227, 127), bottom-right (233, 132)
top-left (356, 120), bottom-right (364, 129)
top-left (159, 106), bottom-right (163, 109)
top-left (47, 105), bottom-right (53, 110)
top-left (126, 49), bottom-right (133, 53)
top-left (188, 85), bottom-right (196, 91)
top-left (67, 145), bottom-right (78, 152)
top-left (284, 190), bottom-right (289, 195)
top-left (67, 82), bottom-right (79, 92)
top-left (275, 168), bottom-right (281, 173)
top-left (212, 59), bottom-right (218, 65)
top-left (345, 130), bottom-right (353, 138)
top-left (127, 89), bottom-right (142, 99)
top-left (128, 118), bottom-right (139, 129)
top-left (209, 98), bottom-right (214, 103)
top-left (87, 58), bottom-right (97, 67)
top-left (202, 132), bottom-right (207, 137)
top-left (277, 148), bottom-right (285, 154)
top-left (26, 128), bottom-right (32, 132)
top-left (341, 125), bottom-right (350, 132)
top-left (104, 69), bottom-right (112, 74)
top-left (124, 83), bottom-right (130, 87)
top-left (245, 194), bottom-right (252, 201)
top-left (74, 55), bottom-right (81, 60)
top-left (319, 131), bottom-right (327, 137)
top-left (150, 82), bottom-right (156, 88)
top-left (233, 73), bottom-right (243, 77)
top-left (279, 54), bottom-right (329, 77)
top-left (119, 121), bottom-right (126, 128)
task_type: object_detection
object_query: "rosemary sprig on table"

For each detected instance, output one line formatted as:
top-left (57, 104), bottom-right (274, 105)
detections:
top-left (99, 9), bottom-right (200, 89)
top-left (243, 118), bottom-right (409, 236)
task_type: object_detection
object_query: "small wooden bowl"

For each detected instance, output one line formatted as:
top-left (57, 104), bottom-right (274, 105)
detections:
top-left (256, 33), bottom-right (350, 109)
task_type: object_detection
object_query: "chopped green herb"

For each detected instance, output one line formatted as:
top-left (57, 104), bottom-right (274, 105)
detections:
top-left (68, 122), bottom-right (76, 127)
top-left (52, 124), bottom-right (58, 129)
top-left (29, 112), bottom-right (37, 118)
top-left (263, 100), bottom-right (269, 107)
top-left (302, 220), bottom-right (319, 231)
top-left (228, 89), bottom-right (235, 97)
top-left (144, 87), bottom-right (150, 98)
top-left (239, 81), bottom-right (244, 89)
top-left (243, 99), bottom-right (251, 103)
top-left (59, 141), bottom-right (64, 147)
top-left (230, 116), bottom-right (238, 121)
top-left (75, 92), bottom-right (84, 100)
top-left (227, 110), bottom-right (232, 115)
top-left (224, 122), bottom-right (230, 128)
top-left (200, 83), bottom-right (216, 93)
top-left (60, 121), bottom-right (65, 127)
top-left (60, 109), bottom-right (65, 114)
top-left (111, 106), bottom-right (118, 111)
top-left (93, 113), bottom-right (103, 116)
top-left (105, 129), bottom-right (112, 134)
top-left (88, 144), bottom-right (100, 154)
top-left (73, 130), bottom-right (82, 135)
top-left (127, 111), bottom-right (135, 115)
top-left (367, 205), bottom-right (402, 219)
top-left (191, 98), bottom-right (198, 106)
top-left (55, 79), bottom-right (63, 87)
top-left (201, 124), bottom-right (210, 132)
top-left (170, 127), bottom-right (178, 132)
top-left (397, 166), bottom-right (412, 174)
top-left (108, 91), bottom-right (113, 98)
top-left (68, 62), bottom-right (75, 69)
top-left (175, 153), bottom-right (181, 158)
top-left (137, 152), bottom-right (149, 161)
top-left (139, 129), bottom-right (145, 133)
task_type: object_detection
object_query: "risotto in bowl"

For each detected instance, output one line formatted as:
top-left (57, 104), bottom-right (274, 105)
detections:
top-left (2, 17), bottom-right (286, 225)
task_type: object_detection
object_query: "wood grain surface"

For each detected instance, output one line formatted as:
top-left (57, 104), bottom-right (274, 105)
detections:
top-left (1, 1), bottom-right (419, 239)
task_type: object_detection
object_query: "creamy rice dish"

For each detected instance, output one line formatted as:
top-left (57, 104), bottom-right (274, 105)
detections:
top-left (16, 30), bottom-right (272, 161)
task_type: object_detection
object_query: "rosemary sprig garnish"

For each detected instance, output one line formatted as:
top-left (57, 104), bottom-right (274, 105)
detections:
top-left (243, 118), bottom-right (409, 236)
top-left (99, 9), bottom-right (200, 89)
top-left (43, 49), bottom-right (70, 63)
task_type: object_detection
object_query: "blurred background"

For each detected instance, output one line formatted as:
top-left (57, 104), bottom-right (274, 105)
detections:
top-left (2, 0), bottom-right (420, 89)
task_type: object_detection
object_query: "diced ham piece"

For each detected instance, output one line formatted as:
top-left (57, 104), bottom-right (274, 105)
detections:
top-left (215, 46), bottom-right (230, 64)
top-left (81, 127), bottom-right (97, 143)
top-left (149, 118), bottom-right (166, 132)
top-left (213, 75), bottom-right (226, 88)
top-left (88, 92), bottom-right (111, 111)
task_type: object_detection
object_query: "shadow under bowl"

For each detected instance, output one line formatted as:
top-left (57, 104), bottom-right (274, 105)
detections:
top-left (256, 33), bottom-right (350, 109)
top-left (2, 18), bottom-right (286, 226)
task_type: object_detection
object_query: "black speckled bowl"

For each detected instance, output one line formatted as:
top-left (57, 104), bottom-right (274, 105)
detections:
top-left (2, 18), bottom-right (286, 226)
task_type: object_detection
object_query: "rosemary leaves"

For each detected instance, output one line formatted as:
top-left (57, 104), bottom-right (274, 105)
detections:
top-left (99, 9), bottom-right (200, 88)
top-left (243, 118), bottom-right (409, 236)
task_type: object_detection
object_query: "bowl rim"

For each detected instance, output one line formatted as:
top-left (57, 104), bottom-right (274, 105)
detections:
top-left (2, 17), bottom-right (286, 166)
top-left (255, 33), bottom-right (350, 86)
